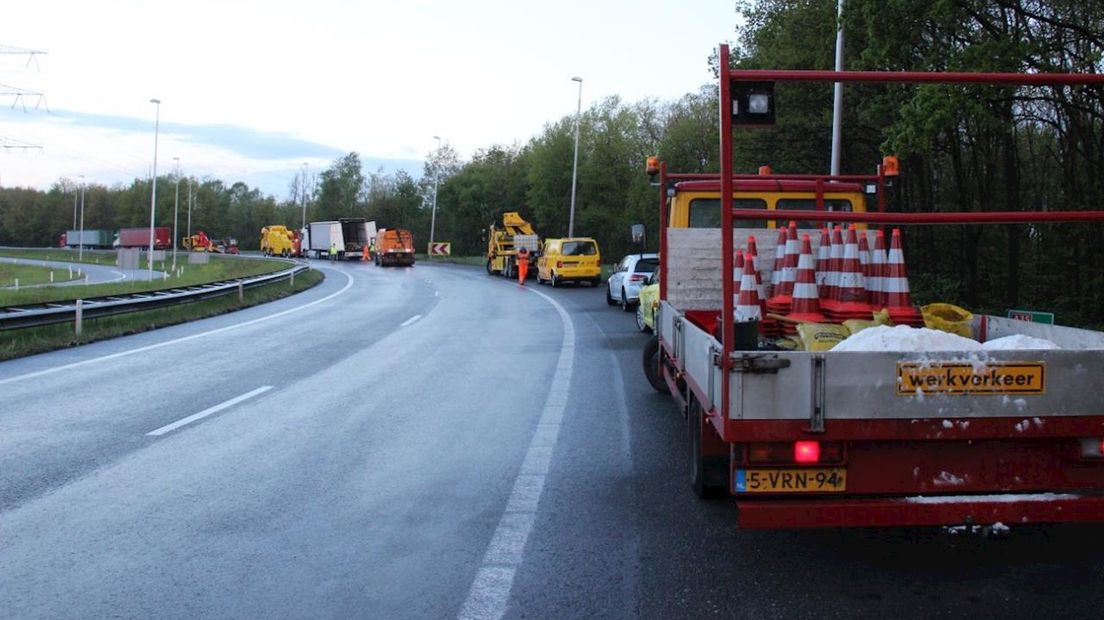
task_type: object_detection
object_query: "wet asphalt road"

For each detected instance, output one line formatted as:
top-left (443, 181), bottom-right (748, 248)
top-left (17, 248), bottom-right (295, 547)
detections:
top-left (1, 260), bottom-right (1103, 619)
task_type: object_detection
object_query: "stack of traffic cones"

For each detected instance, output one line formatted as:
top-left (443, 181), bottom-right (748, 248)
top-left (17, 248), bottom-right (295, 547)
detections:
top-left (823, 226), bottom-right (873, 321)
top-left (884, 228), bottom-right (924, 326)
top-left (782, 234), bottom-right (827, 334)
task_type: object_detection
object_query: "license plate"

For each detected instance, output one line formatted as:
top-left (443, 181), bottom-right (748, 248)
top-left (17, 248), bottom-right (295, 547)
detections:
top-left (734, 468), bottom-right (847, 493)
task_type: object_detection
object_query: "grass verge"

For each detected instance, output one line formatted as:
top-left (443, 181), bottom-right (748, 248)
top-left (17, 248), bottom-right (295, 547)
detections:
top-left (0, 248), bottom-right (118, 267)
top-left (1, 263), bottom-right (82, 287)
top-left (0, 269), bottom-right (324, 361)
top-left (0, 254), bottom-right (291, 306)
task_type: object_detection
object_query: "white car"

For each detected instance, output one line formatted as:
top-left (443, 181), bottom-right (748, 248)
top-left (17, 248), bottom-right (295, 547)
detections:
top-left (606, 253), bottom-right (659, 312)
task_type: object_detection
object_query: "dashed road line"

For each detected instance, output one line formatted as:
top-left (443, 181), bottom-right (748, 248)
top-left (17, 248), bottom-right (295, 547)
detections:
top-left (146, 386), bottom-right (273, 436)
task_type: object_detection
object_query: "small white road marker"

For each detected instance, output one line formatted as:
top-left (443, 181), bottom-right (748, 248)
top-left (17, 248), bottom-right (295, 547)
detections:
top-left (400, 314), bottom-right (422, 327)
top-left (146, 386), bottom-right (273, 436)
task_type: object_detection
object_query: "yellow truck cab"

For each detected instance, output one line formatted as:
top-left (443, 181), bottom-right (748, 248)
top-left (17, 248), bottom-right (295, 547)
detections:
top-left (537, 237), bottom-right (602, 287)
top-left (666, 179), bottom-right (868, 229)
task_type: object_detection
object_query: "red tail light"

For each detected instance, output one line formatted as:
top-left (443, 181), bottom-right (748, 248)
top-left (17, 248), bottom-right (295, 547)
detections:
top-left (629, 274), bottom-right (645, 282)
top-left (794, 441), bottom-right (820, 464)
top-left (747, 441), bottom-right (844, 465)
top-left (556, 261), bottom-right (563, 268)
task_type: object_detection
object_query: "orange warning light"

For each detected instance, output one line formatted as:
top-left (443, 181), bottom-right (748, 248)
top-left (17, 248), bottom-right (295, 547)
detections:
top-left (882, 155), bottom-right (900, 177)
top-left (646, 156), bottom-right (660, 176)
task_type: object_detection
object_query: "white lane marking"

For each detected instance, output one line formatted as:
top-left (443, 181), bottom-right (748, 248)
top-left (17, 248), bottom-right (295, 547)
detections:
top-left (400, 314), bottom-right (422, 327)
top-left (458, 286), bottom-right (575, 620)
top-left (146, 385), bottom-right (273, 436)
top-left (0, 268), bottom-right (354, 387)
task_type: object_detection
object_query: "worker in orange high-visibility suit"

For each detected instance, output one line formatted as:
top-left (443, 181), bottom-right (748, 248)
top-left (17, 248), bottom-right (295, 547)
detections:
top-left (517, 247), bottom-right (530, 285)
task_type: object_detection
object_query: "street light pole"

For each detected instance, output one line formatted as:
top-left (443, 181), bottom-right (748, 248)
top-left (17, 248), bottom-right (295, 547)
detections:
top-left (187, 177), bottom-right (193, 241)
top-left (569, 76), bottom-right (583, 237)
top-left (148, 98), bottom-right (161, 276)
top-left (300, 162), bottom-right (309, 231)
top-left (172, 157), bottom-right (180, 270)
top-left (429, 135), bottom-right (442, 256)
top-left (78, 175), bottom-right (85, 261)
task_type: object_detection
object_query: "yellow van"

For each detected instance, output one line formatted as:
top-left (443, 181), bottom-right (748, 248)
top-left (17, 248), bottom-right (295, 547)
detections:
top-left (537, 237), bottom-right (601, 287)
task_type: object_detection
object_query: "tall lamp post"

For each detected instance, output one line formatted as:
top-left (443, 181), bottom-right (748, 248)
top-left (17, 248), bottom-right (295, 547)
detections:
top-left (569, 76), bottom-right (583, 237)
top-left (300, 162), bottom-right (309, 231)
top-left (428, 135), bottom-right (442, 256)
top-left (78, 175), bottom-right (85, 261)
top-left (148, 98), bottom-right (161, 276)
top-left (172, 157), bottom-right (180, 270)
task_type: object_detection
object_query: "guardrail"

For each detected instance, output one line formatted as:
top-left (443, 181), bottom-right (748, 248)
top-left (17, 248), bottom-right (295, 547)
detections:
top-left (0, 262), bottom-right (310, 332)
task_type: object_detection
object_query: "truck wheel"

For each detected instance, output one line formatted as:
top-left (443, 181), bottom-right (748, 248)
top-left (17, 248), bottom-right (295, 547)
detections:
top-left (688, 397), bottom-right (728, 499)
top-left (486, 258), bottom-right (494, 275)
top-left (551, 272), bottom-right (559, 288)
top-left (642, 335), bottom-right (665, 392)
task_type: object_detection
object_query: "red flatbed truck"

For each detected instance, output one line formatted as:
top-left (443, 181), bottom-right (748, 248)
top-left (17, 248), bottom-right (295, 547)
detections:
top-left (647, 44), bottom-right (1104, 529)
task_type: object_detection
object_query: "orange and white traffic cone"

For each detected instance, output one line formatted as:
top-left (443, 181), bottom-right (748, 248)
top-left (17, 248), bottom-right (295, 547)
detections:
top-left (820, 225), bottom-right (844, 314)
top-left (826, 226), bottom-right (872, 321)
top-left (769, 225), bottom-right (788, 297)
top-left (784, 233), bottom-right (827, 332)
top-left (746, 235), bottom-right (775, 336)
top-left (815, 227), bottom-right (831, 292)
top-left (735, 255), bottom-right (763, 323)
top-left (885, 228), bottom-right (924, 326)
top-left (767, 223), bottom-right (800, 316)
top-left (733, 249), bottom-right (744, 308)
top-left (869, 229), bottom-right (888, 309)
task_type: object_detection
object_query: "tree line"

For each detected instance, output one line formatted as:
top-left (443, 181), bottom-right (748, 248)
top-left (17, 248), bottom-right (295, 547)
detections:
top-left (1, 0), bottom-right (1100, 325)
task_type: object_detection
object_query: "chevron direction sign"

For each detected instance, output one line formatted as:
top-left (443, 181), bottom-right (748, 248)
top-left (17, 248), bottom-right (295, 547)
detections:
top-left (429, 242), bottom-right (451, 256)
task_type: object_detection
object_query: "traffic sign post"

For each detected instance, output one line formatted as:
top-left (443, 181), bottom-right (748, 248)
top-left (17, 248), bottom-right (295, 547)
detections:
top-left (429, 242), bottom-right (451, 256)
top-left (1007, 309), bottom-right (1055, 324)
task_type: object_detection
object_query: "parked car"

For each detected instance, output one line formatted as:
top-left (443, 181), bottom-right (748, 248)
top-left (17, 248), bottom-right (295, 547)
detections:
top-left (635, 267), bottom-right (660, 332)
top-left (536, 237), bottom-right (602, 287)
top-left (606, 252), bottom-right (659, 311)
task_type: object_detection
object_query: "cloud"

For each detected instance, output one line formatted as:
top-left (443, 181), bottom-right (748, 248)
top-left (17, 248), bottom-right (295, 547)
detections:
top-left (13, 108), bottom-right (348, 161)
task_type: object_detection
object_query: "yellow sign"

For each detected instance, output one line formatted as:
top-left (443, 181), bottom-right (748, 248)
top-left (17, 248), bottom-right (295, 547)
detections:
top-left (897, 362), bottom-right (1045, 396)
top-left (734, 468), bottom-right (846, 493)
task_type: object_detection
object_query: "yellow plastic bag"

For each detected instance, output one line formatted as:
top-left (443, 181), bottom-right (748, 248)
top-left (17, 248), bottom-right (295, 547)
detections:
top-left (921, 303), bottom-right (974, 338)
top-left (796, 322), bottom-right (851, 352)
top-left (842, 309), bottom-right (893, 335)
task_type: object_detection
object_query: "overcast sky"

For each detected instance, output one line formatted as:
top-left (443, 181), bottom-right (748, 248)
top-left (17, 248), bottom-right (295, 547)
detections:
top-left (0, 0), bottom-right (736, 199)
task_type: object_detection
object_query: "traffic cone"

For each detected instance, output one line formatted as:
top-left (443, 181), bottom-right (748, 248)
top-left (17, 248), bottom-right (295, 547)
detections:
top-left (815, 227), bottom-right (831, 291)
top-left (784, 234), bottom-right (827, 333)
top-left (767, 223), bottom-right (799, 315)
top-left (746, 235), bottom-right (777, 336)
top-left (885, 228), bottom-right (924, 326)
top-left (820, 225), bottom-right (844, 313)
top-left (733, 249), bottom-right (744, 305)
top-left (735, 255), bottom-right (763, 323)
top-left (827, 226), bottom-right (872, 320)
top-left (858, 228), bottom-right (871, 280)
top-left (770, 225), bottom-right (788, 296)
top-left (869, 230), bottom-right (888, 309)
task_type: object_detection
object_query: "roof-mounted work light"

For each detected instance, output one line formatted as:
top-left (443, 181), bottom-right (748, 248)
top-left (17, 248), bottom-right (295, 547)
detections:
top-left (731, 81), bottom-right (775, 126)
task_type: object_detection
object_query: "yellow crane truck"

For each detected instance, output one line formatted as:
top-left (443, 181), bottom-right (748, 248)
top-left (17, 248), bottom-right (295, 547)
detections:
top-left (260, 225), bottom-right (296, 257)
top-left (485, 212), bottom-right (540, 279)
